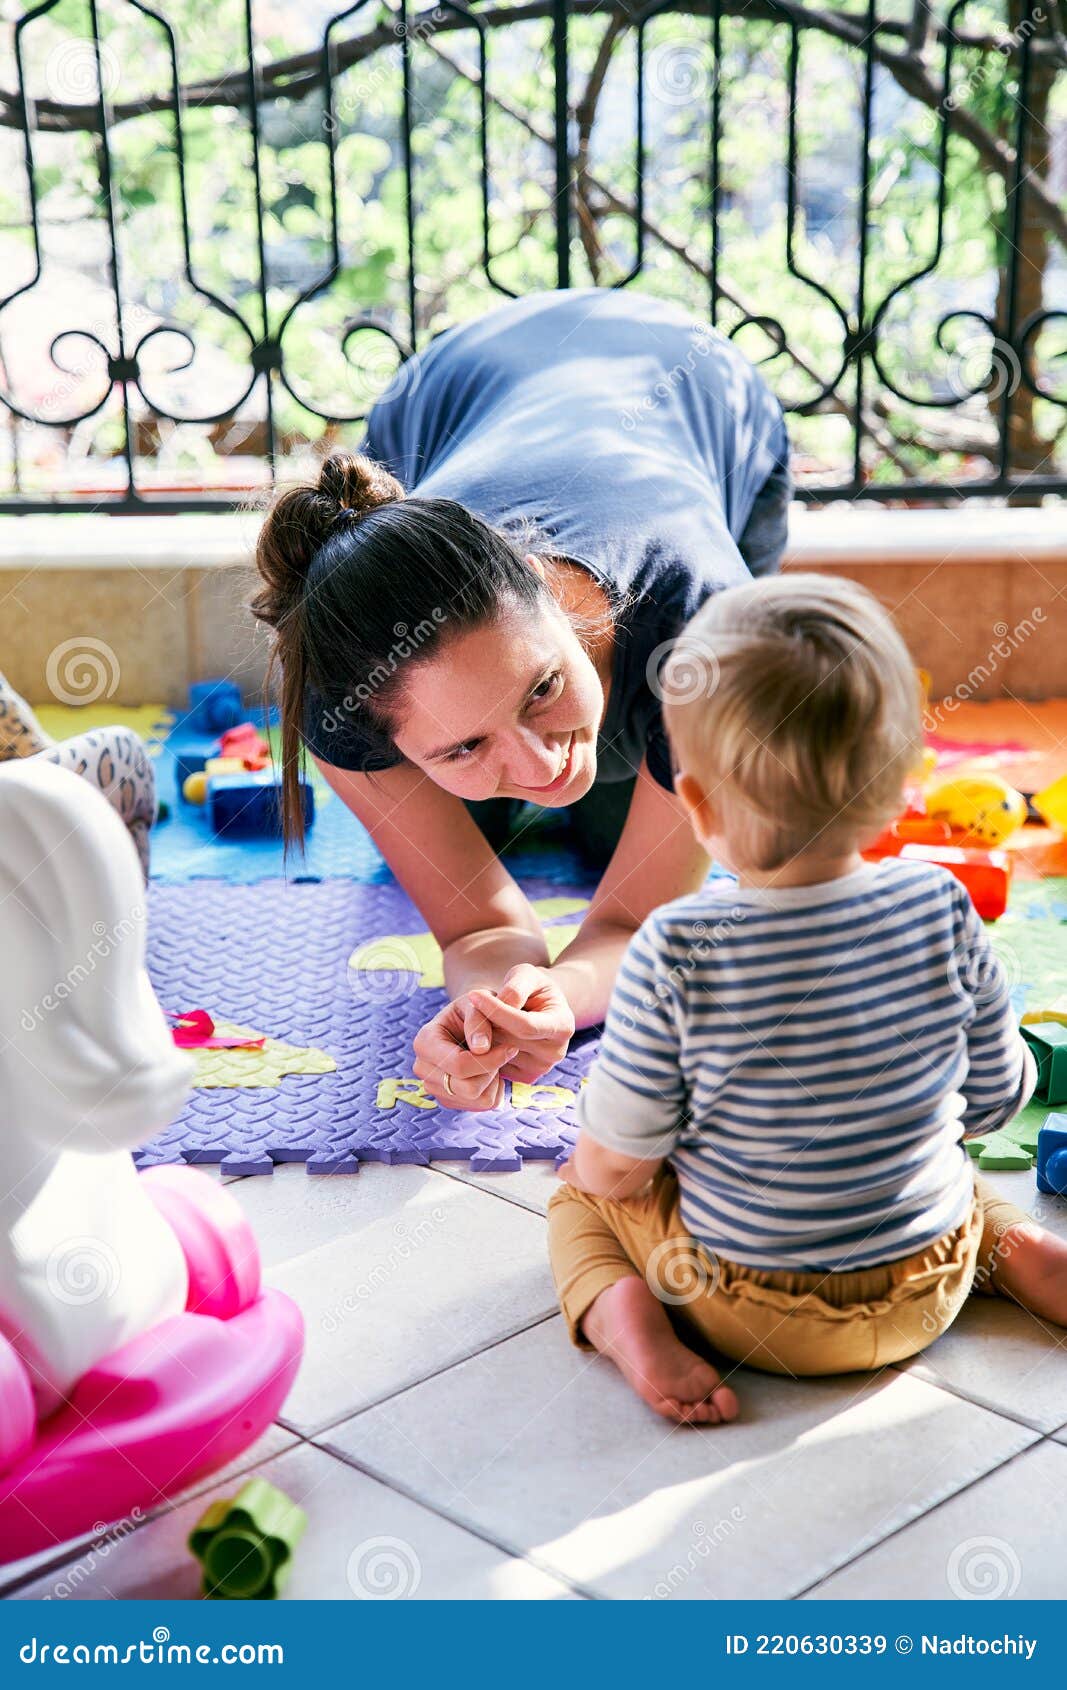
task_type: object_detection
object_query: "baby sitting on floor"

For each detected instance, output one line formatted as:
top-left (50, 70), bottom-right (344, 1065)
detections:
top-left (550, 573), bottom-right (1067, 1424)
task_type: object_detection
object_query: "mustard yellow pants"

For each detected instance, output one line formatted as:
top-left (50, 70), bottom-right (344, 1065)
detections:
top-left (547, 1167), bottom-right (1031, 1375)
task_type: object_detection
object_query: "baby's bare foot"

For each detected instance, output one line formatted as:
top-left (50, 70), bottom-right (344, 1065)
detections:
top-left (581, 1275), bottom-right (739, 1425)
top-left (991, 1223), bottom-right (1067, 1325)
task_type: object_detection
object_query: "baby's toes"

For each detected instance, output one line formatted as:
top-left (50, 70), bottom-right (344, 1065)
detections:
top-left (710, 1382), bottom-right (740, 1422)
top-left (680, 1395), bottom-right (724, 1425)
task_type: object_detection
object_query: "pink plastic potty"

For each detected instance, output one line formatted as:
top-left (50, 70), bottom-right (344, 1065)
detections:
top-left (0, 1167), bottom-right (303, 1566)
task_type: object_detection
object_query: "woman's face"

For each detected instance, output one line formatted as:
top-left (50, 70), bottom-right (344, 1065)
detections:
top-left (390, 602), bottom-right (606, 804)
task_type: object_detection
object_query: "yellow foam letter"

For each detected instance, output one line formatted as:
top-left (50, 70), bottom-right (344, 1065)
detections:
top-left (377, 1076), bottom-right (437, 1111)
top-left (510, 1082), bottom-right (575, 1111)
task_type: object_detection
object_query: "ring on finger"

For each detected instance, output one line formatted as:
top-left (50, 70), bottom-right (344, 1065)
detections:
top-left (443, 1072), bottom-right (454, 1098)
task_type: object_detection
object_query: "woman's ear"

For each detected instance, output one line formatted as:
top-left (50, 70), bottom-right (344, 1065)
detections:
top-left (524, 552), bottom-right (546, 581)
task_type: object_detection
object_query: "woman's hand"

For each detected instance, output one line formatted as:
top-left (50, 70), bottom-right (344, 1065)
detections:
top-left (413, 993), bottom-right (519, 1112)
top-left (468, 964), bottom-right (575, 1085)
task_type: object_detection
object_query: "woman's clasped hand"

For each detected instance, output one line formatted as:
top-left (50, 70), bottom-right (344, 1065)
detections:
top-left (412, 964), bottom-right (576, 1110)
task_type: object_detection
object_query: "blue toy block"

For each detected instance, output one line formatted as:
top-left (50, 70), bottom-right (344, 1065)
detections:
top-left (208, 769), bottom-right (313, 838)
top-left (174, 733), bottom-right (227, 794)
top-left (1036, 1114), bottom-right (1067, 1197)
top-left (186, 679), bottom-right (244, 735)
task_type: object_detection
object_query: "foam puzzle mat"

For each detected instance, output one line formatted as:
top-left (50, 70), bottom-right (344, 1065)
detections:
top-left (35, 698), bottom-right (1067, 1177)
top-left (142, 877), bottom-right (600, 1173)
top-left (140, 869), bottom-right (1067, 1176)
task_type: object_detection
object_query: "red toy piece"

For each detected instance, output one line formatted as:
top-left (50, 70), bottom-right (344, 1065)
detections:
top-left (219, 722), bottom-right (271, 771)
top-left (168, 1008), bottom-right (266, 1051)
top-left (862, 830), bottom-right (1011, 921)
top-left (863, 816), bottom-right (953, 855)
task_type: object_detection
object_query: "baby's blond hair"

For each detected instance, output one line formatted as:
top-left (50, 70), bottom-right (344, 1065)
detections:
top-left (662, 573), bottom-right (922, 872)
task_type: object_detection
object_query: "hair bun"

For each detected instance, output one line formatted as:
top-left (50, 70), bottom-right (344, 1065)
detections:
top-left (318, 452), bottom-right (403, 519)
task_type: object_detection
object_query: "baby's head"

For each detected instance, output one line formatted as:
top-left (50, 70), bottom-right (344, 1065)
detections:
top-left (662, 573), bottom-right (922, 876)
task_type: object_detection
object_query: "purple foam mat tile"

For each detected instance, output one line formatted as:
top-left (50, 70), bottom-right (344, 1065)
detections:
top-left (141, 877), bottom-right (599, 1174)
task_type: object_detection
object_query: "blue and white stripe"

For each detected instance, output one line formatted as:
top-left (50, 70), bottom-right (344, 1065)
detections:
top-left (578, 858), bottom-right (1031, 1271)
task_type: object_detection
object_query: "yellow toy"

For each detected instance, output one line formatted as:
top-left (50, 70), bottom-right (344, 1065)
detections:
top-left (1022, 998), bottom-right (1067, 1029)
top-left (923, 773), bottom-right (1027, 847)
top-left (182, 758), bottom-right (246, 805)
top-left (1033, 774), bottom-right (1067, 833)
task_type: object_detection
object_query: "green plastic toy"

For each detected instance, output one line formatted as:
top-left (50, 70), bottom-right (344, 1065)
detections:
top-left (965, 1098), bottom-right (1043, 1171)
top-left (1021, 1021), bottom-right (1067, 1106)
top-left (188, 1478), bottom-right (307, 1599)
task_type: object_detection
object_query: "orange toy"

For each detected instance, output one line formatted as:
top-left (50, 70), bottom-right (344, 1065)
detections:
top-left (862, 829), bottom-right (1011, 921)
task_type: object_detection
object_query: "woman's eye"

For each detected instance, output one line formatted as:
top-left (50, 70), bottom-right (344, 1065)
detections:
top-left (529, 671), bottom-right (563, 705)
top-left (446, 740), bottom-right (480, 763)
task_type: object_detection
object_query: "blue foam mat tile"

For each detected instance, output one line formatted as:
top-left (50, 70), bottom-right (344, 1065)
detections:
top-left (149, 739), bottom-right (597, 888)
top-left (150, 748), bottom-right (391, 887)
top-left (141, 877), bottom-right (600, 1173)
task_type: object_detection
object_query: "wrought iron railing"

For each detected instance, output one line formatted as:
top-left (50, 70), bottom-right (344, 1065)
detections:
top-left (0, 0), bottom-right (1064, 511)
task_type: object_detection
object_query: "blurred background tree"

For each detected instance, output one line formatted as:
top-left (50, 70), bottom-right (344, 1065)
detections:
top-left (0, 0), bottom-right (1063, 504)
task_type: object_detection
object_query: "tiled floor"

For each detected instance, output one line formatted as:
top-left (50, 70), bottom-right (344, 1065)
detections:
top-left (3, 1159), bottom-right (1065, 1602)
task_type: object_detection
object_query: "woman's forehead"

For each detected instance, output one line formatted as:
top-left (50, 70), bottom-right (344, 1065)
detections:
top-left (395, 613), bottom-right (563, 756)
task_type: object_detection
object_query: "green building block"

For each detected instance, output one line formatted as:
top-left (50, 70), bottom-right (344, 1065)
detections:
top-left (188, 1478), bottom-right (307, 1599)
top-left (1020, 1021), bottom-right (1067, 1105)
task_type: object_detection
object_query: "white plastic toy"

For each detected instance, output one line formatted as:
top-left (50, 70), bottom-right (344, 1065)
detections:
top-left (0, 761), bottom-right (302, 1563)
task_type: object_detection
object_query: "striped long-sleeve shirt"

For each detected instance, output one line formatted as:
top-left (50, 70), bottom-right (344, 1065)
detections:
top-left (577, 859), bottom-right (1035, 1271)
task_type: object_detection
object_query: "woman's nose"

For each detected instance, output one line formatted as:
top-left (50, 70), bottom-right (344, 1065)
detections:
top-left (500, 730), bottom-right (560, 789)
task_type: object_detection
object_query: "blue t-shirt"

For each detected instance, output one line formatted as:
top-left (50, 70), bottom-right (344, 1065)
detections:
top-left (304, 288), bottom-right (790, 787)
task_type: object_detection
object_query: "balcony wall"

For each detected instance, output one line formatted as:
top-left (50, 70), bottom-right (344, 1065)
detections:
top-left (0, 508), bottom-right (1064, 710)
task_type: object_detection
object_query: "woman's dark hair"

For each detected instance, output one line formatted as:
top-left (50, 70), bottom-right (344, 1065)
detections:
top-left (251, 452), bottom-right (555, 847)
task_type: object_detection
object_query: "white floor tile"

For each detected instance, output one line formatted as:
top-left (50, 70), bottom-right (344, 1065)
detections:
top-left (807, 1438), bottom-right (1067, 1599)
top-left (902, 1297), bottom-right (1067, 1433)
top-left (432, 1159), bottom-right (559, 1216)
top-left (226, 1163), bottom-right (423, 1271)
top-left (233, 1165), bottom-right (556, 1435)
top-left (321, 1318), bottom-right (1037, 1600)
top-left (12, 1443), bottom-right (577, 1601)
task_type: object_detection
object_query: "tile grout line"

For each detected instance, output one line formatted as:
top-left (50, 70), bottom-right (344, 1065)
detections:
top-left (280, 1308), bottom-right (564, 1443)
top-left (887, 1359), bottom-right (1067, 1439)
top-left (307, 1435), bottom-right (597, 1601)
top-left (431, 1163), bottom-right (553, 1218)
top-left (793, 1432), bottom-right (1052, 1601)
